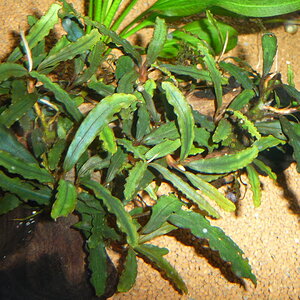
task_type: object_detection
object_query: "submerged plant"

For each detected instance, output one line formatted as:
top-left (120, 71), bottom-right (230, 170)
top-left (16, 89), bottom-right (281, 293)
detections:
top-left (0, 0), bottom-right (300, 297)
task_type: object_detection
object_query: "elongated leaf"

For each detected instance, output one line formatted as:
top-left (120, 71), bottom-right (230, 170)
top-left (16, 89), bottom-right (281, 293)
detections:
top-left (246, 165), bottom-right (261, 207)
top-left (253, 135), bottom-right (285, 151)
top-left (150, 163), bottom-right (220, 218)
top-left (184, 171), bottom-right (236, 211)
top-left (117, 139), bottom-right (148, 160)
top-left (51, 179), bottom-right (77, 219)
top-left (88, 242), bottom-right (107, 297)
top-left (282, 84), bottom-right (300, 104)
top-left (0, 150), bottom-right (53, 183)
top-left (0, 193), bottom-right (22, 214)
top-left (255, 120), bottom-right (286, 140)
top-left (117, 248), bottom-right (138, 292)
top-left (88, 81), bottom-right (115, 97)
top-left (30, 71), bottom-right (82, 122)
top-left (262, 33), bottom-right (277, 77)
top-left (197, 41), bottom-right (222, 112)
top-left (185, 146), bottom-right (259, 173)
top-left (124, 161), bottom-right (148, 203)
top-left (141, 194), bottom-right (182, 234)
top-left (38, 29), bottom-right (101, 72)
top-left (147, 17), bottom-right (167, 65)
top-left (0, 124), bottom-right (36, 163)
top-left (169, 209), bottom-right (256, 284)
top-left (213, 119), bottom-right (232, 143)
top-left (0, 171), bottom-right (51, 205)
top-left (134, 244), bottom-right (188, 294)
top-left (145, 139), bottom-right (181, 161)
top-left (161, 64), bottom-right (211, 81)
top-left (280, 117), bottom-right (300, 172)
top-left (48, 139), bottom-right (66, 170)
top-left (0, 63), bottom-right (27, 82)
top-left (8, 4), bottom-right (61, 62)
top-left (162, 82), bottom-right (194, 160)
top-left (80, 179), bottom-right (139, 246)
top-left (105, 147), bottom-right (127, 183)
top-left (228, 89), bottom-right (255, 111)
top-left (63, 94), bottom-right (136, 172)
top-left (99, 125), bottom-right (117, 154)
top-left (253, 158), bottom-right (277, 181)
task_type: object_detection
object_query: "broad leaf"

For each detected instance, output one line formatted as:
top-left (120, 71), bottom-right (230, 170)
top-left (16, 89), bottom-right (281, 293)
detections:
top-left (0, 63), bottom-right (27, 82)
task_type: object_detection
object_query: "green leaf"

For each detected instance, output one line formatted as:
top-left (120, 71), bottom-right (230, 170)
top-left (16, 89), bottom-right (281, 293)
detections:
top-left (228, 89), bottom-right (256, 111)
top-left (282, 84), bottom-right (300, 104)
top-left (117, 248), bottom-right (138, 292)
top-left (88, 242), bottom-right (107, 297)
top-left (48, 139), bottom-right (67, 170)
top-left (185, 146), bottom-right (259, 173)
top-left (169, 209), bottom-right (256, 284)
top-left (280, 117), bottom-right (300, 172)
top-left (253, 135), bottom-right (285, 152)
top-left (147, 17), bottom-right (167, 65)
top-left (262, 33), bottom-right (277, 77)
top-left (80, 179), bottom-right (139, 246)
top-left (253, 158), bottom-right (277, 181)
top-left (135, 104), bottom-right (151, 141)
top-left (150, 163), bottom-right (220, 218)
top-left (88, 80), bottom-right (115, 97)
top-left (162, 82), bottom-right (194, 160)
top-left (105, 147), bottom-right (127, 183)
top-left (63, 93), bottom-right (136, 172)
top-left (0, 63), bottom-right (27, 82)
top-left (255, 120), bottom-right (286, 140)
top-left (99, 125), bottom-right (117, 154)
top-left (30, 71), bottom-right (82, 122)
top-left (38, 29), bottom-right (101, 72)
top-left (8, 4), bottom-right (61, 62)
top-left (51, 179), bottom-right (77, 219)
top-left (0, 193), bottom-right (22, 214)
top-left (145, 139), bottom-right (181, 161)
top-left (0, 124), bottom-right (37, 163)
top-left (117, 139), bottom-right (148, 160)
top-left (219, 62), bottom-right (254, 90)
top-left (0, 171), bottom-right (51, 205)
top-left (124, 161), bottom-right (148, 203)
top-left (135, 244), bottom-right (187, 293)
top-left (62, 16), bottom-right (84, 42)
top-left (184, 171), bottom-right (236, 212)
top-left (246, 165), bottom-right (261, 207)
top-left (141, 194), bottom-right (182, 234)
top-left (197, 40), bottom-right (222, 112)
top-left (78, 156), bottom-right (110, 178)
top-left (213, 119), bottom-right (232, 143)
top-left (0, 150), bottom-right (53, 183)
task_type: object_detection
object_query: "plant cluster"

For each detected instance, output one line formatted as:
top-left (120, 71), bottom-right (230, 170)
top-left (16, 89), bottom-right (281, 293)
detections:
top-left (0, 0), bottom-right (300, 297)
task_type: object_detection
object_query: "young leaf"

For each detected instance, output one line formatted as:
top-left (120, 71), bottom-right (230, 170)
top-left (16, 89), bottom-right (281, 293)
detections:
top-left (7, 4), bottom-right (61, 62)
top-left (161, 82), bottom-right (194, 160)
top-left (63, 94), bottom-right (136, 172)
top-left (80, 178), bottom-right (139, 246)
top-left (246, 165), bottom-right (261, 207)
top-left (150, 163), bottom-right (220, 218)
top-left (280, 117), bottom-right (300, 172)
top-left (124, 161), bottom-right (148, 203)
top-left (117, 248), bottom-right (138, 292)
top-left (99, 125), bottom-right (117, 154)
top-left (0, 171), bottom-right (51, 205)
top-left (134, 244), bottom-right (188, 294)
top-left (185, 146), bottom-right (259, 174)
top-left (51, 179), bottom-right (77, 219)
top-left (168, 209), bottom-right (257, 284)
top-left (146, 17), bottom-right (167, 65)
top-left (0, 193), bottom-right (22, 215)
top-left (0, 63), bottom-right (27, 82)
top-left (184, 171), bottom-right (236, 212)
top-left (37, 29), bottom-right (101, 72)
top-left (141, 194), bottom-right (182, 234)
top-left (30, 71), bottom-right (82, 122)
top-left (0, 150), bottom-right (53, 183)
top-left (262, 33), bottom-right (277, 77)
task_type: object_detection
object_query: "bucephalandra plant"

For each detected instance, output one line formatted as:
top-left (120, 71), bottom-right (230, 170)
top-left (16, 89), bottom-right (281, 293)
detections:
top-left (1, 0), bottom-right (300, 297)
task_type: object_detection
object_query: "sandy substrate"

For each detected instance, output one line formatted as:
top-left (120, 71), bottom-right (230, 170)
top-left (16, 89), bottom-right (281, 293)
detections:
top-left (0, 1), bottom-right (299, 299)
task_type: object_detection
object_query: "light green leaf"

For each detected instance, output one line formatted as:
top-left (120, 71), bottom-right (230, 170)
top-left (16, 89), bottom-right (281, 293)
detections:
top-left (0, 63), bottom-right (27, 82)
top-left (253, 135), bottom-right (285, 151)
top-left (185, 171), bottom-right (236, 212)
top-left (0, 150), bottom-right (53, 183)
top-left (117, 248), bottom-right (138, 292)
top-left (8, 4), bottom-right (61, 62)
top-left (99, 125), bottom-right (117, 154)
top-left (51, 179), bottom-right (77, 219)
top-left (30, 71), bottom-right (82, 122)
top-left (162, 82), bottom-right (194, 160)
top-left (0, 171), bottom-right (51, 205)
top-left (38, 29), bottom-right (101, 72)
top-left (80, 178), bottom-right (139, 246)
top-left (150, 163), bottom-right (220, 218)
top-left (63, 94), bottom-right (136, 172)
top-left (169, 209), bottom-right (256, 284)
top-left (185, 146), bottom-right (259, 173)
top-left (145, 139), bottom-right (181, 161)
top-left (141, 194), bottom-right (182, 234)
top-left (253, 159), bottom-right (277, 181)
top-left (117, 138), bottom-right (148, 160)
top-left (134, 244), bottom-right (188, 294)
top-left (246, 165), bottom-right (261, 207)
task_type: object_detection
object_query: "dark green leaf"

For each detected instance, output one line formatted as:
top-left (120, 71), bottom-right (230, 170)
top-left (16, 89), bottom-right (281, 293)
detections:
top-left (282, 84), bottom-right (300, 104)
top-left (48, 139), bottom-right (66, 170)
top-left (145, 139), bottom-right (181, 161)
top-left (262, 33), bottom-right (277, 77)
top-left (253, 135), bottom-right (285, 151)
top-left (88, 81), bottom-right (115, 97)
top-left (62, 16), bottom-right (84, 42)
top-left (228, 89), bottom-right (256, 111)
top-left (0, 193), bottom-right (22, 214)
top-left (0, 63), bottom-right (27, 82)
top-left (105, 147), bottom-right (127, 183)
top-left (213, 119), bottom-right (232, 143)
